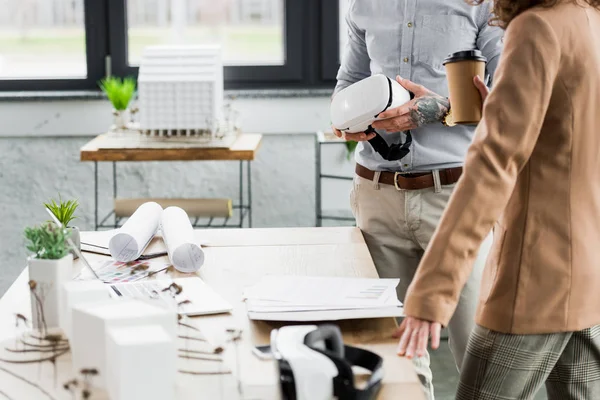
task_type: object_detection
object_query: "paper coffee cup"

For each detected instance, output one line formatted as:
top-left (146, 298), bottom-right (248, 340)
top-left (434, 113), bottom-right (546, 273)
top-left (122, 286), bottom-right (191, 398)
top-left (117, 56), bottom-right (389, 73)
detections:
top-left (443, 50), bottom-right (487, 125)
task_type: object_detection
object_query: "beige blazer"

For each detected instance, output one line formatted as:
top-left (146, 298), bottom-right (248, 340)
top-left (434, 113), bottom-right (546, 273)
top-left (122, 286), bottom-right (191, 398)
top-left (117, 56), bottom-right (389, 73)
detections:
top-left (404, 1), bottom-right (600, 334)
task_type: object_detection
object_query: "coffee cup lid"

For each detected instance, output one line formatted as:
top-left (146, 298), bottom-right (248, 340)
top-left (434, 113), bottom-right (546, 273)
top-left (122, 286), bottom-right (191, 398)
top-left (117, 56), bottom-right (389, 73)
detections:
top-left (443, 50), bottom-right (487, 65)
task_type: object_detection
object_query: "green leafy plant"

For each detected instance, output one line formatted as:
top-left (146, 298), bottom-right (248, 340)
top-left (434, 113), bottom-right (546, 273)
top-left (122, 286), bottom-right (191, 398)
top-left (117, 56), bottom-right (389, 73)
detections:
top-left (345, 141), bottom-right (358, 160)
top-left (24, 223), bottom-right (71, 260)
top-left (98, 76), bottom-right (136, 111)
top-left (44, 196), bottom-right (79, 227)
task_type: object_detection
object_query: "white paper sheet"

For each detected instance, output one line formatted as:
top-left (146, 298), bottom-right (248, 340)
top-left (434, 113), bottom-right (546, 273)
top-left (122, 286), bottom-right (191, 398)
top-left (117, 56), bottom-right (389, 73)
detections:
top-left (247, 307), bottom-right (405, 321)
top-left (244, 276), bottom-right (403, 322)
top-left (108, 202), bottom-right (163, 262)
top-left (161, 207), bottom-right (205, 273)
top-left (244, 276), bottom-right (401, 307)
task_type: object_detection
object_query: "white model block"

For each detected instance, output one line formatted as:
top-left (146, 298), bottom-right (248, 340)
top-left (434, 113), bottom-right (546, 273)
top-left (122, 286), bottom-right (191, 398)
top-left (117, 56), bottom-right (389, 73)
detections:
top-left (60, 280), bottom-right (110, 341)
top-left (106, 325), bottom-right (176, 400)
top-left (71, 299), bottom-right (177, 388)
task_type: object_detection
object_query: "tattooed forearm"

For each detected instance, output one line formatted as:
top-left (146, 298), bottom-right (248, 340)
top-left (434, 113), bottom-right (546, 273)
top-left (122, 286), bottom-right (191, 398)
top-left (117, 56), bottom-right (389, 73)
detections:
top-left (409, 95), bottom-right (450, 127)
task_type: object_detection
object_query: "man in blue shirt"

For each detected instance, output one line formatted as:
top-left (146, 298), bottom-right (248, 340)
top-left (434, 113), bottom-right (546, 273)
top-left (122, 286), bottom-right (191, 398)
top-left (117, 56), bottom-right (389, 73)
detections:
top-left (333, 1), bottom-right (503, 398)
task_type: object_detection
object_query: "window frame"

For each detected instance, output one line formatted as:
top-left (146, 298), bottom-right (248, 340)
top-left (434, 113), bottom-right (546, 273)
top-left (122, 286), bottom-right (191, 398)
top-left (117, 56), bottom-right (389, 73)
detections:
top-left (0, 0), bottom-right (108, 91)
top-left (0, 0), bottom-right (342, 92)
top-left (321, 0), bottom-right (340, 82)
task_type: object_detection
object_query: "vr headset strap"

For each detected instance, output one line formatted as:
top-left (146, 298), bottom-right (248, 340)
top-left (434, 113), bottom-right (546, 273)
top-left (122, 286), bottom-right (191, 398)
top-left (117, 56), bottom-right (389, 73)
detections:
top-left (316, 345), bottom-right (383, 400)
top-left (366, 128), bottom-right (413, 162)
top-left (365, 84), bottom-right (415, 162)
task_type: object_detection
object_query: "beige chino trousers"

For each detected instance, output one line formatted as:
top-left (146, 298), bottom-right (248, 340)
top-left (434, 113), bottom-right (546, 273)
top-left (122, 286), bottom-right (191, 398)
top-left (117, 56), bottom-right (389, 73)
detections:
top-left (350, 172), bottom-right (492, 400)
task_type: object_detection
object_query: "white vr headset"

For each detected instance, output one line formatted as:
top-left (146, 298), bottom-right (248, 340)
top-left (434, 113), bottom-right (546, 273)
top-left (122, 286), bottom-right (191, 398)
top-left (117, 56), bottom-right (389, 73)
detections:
top-left (271, 325), bottom-right (383, 400)
top-left (331, 74), bottom-right (413, 161)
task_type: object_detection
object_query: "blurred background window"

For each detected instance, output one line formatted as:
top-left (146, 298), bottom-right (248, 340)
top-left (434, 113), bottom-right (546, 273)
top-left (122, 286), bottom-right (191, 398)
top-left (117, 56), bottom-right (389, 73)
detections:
top-left (126, 0), bottom-right (285, 66)
top-left (0, 0), bottom-right (87, 79)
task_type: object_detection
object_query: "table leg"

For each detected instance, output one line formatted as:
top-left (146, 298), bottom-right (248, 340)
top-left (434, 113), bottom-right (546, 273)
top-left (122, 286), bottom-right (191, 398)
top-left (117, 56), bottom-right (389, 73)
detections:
top-left (247, 161), bottom-right (252, 228)
top-left (315, 137), bottom-right (322, 227)
top-left (94, 161), bottom-right (99, 231)
top-left (113, 161), bottom-right (118, 228)
top-left (239, 160), bottom-right (244, 228)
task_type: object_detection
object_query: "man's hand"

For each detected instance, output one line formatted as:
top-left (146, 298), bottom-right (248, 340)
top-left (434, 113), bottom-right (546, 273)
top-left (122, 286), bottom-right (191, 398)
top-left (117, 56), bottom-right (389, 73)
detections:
top-left (372, 76), bottom-right (450, 133)
top-left (474, 75), bottom-right (490, 103)
top-left (332, 126), bottom-right (376, 142)
top-left (394, 316), bottom-right (442, 359)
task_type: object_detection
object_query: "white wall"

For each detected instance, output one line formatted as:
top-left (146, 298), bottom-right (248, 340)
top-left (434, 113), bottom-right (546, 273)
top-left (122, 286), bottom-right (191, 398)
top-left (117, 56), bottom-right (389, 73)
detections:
top-left (0, 96), bottom-right (356, 295)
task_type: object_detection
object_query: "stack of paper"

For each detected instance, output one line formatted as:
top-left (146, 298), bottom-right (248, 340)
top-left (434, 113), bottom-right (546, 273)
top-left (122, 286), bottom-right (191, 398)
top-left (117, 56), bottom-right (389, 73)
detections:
top-left (244, 276), bottom-right (404, 321)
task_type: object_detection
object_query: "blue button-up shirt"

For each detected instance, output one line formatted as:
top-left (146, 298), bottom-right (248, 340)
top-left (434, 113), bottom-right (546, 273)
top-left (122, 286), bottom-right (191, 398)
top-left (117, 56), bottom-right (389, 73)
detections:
top-left (335, 0), bottom-right (503, 172)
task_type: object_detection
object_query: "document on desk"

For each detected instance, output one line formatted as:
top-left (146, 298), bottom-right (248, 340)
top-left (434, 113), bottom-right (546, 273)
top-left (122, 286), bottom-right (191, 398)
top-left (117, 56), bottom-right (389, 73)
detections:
top-left (244, 276), bottom-right (404, 321)
top-left (244, 276), bottom-right (401, 306)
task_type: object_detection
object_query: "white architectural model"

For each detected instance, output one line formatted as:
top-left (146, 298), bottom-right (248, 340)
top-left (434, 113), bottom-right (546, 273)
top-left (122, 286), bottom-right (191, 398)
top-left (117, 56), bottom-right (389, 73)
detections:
top-left (106, 325), bottom-right (176, 400)
top-left (138, 45), bottom-right (224, 138)
top-left (71, 298), bottom-right (177, 388)
top-left (60, 280), bottom-right (110, 340)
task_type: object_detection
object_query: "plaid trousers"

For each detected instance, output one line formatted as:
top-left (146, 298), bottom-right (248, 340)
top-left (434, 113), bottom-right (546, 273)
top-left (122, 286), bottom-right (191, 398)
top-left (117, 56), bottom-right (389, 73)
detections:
top-left (456, 324), bottom-right (600, 400)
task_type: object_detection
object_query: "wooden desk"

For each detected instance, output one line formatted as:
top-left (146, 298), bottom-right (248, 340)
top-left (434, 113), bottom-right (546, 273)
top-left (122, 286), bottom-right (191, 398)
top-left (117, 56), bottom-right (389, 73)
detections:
top-left (79, 133), bottom-right (262, 230)
top-left (0, 228), bottom-right (424, 400)
top-left (80, 133), bottom-right (262, 162)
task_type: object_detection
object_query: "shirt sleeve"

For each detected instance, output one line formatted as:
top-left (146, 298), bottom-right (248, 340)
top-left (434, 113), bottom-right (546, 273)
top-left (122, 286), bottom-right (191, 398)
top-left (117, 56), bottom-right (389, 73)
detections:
top-left (476, 3), bottom-right (504, 85)
top-left (403, 12), bottom-right (562, 326)
top-left (334, 2), bottom-right (371, 95)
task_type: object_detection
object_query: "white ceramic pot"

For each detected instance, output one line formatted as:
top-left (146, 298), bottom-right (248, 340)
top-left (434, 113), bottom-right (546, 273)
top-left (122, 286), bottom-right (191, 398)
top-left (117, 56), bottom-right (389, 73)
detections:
top-left (28, 253), bottom-right (74, 331)
top-left (113, 108), bottom-right (130, 131)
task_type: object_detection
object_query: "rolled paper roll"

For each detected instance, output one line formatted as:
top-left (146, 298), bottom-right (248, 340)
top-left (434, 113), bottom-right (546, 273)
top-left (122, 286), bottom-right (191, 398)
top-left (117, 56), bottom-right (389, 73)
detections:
top-left (109, 202), bottom-right (163, 262)
top-left (161, 206), bottom-right (205, 273)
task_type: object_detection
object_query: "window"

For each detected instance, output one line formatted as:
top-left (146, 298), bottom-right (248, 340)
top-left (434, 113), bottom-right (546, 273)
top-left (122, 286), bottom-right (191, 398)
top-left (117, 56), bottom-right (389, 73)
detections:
top-left (0, 0), bottom-right (87, 78)
top-left (126, 0), bottom-right (285, 66)
top-left (0, 0), bottom-right (106, 90)
top-left (0, 0), bottom-right (342, 91)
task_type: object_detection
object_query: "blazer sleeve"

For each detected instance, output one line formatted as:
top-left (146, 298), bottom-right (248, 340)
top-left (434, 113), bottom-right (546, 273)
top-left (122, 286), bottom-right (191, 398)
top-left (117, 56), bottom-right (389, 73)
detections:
top-left (403, 12), bottom-right (562, 326)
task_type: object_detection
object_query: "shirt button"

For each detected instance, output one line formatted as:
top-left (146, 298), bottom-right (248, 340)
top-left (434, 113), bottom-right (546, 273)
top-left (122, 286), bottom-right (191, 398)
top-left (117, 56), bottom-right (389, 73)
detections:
top-left (407, 22), bottom-right (413, 28)
top-left (403, 57), bottom-right (409, 63)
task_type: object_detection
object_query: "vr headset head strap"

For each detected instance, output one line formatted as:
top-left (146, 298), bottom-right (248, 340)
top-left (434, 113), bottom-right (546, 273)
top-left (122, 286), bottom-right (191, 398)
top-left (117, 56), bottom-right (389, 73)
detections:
top-left (304, 325), bottom-right (384, 400)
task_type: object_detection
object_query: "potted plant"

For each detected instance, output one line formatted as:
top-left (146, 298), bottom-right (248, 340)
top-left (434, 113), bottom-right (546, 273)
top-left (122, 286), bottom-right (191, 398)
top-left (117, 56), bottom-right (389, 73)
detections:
top-left (25, 223), bottom-right (73, 330)
top-left (44, 196), bottom-right (80, 259)
top-left (345, 141), bottom-right (358, 160)
top-left (99, 76), bottom-right (137, 131)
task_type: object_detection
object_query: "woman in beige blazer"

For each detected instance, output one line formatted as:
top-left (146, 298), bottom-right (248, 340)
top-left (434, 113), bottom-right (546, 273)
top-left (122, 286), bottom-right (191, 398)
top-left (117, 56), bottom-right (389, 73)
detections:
top-left (395, 0), bottom-right (600, 399)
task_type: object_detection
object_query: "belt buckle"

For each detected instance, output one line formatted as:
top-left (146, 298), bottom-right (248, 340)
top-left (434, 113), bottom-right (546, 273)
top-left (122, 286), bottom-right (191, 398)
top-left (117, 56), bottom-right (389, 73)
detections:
top-left (394, 172), bottom-right (403, 191)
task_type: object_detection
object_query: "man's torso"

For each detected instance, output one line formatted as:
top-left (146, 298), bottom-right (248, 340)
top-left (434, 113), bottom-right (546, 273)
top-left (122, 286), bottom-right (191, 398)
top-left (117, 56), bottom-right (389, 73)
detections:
top-left (345, 0), bottom-right (495, 172)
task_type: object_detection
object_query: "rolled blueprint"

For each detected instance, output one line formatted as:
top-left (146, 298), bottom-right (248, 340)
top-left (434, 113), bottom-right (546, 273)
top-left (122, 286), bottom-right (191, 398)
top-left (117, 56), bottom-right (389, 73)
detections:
top-left (161, 207), bottom-right (205, 273)
top-left (108, 202), bottom-right (163, 262)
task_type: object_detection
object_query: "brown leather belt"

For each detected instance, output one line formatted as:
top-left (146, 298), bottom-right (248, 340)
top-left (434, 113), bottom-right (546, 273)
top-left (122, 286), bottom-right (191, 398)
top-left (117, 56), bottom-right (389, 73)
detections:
top-left (355, 164), bottom-right (463, 190)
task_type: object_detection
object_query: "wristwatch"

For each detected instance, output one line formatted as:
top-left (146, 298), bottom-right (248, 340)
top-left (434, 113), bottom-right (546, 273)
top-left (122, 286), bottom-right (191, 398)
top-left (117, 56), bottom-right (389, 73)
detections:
top-left (442, 107), bottom-right (456, 127)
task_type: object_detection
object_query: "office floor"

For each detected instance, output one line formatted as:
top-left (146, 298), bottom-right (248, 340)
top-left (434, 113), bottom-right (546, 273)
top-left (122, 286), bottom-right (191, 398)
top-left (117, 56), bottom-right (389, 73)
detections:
top-left (431, 340), bottom-right (548, 400)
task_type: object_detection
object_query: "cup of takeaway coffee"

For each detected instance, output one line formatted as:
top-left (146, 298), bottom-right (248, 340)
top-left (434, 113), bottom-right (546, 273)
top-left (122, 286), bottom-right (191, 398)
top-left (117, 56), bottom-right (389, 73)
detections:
top-left (443, 50), bottom-right (487, 125)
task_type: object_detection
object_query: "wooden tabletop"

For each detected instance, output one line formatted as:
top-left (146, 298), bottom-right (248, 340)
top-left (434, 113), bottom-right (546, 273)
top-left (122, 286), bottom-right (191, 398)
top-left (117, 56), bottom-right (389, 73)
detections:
top-left (80, 133), bottom-right (263, 162)
top-left (0, 227), bottom-right (424, 400)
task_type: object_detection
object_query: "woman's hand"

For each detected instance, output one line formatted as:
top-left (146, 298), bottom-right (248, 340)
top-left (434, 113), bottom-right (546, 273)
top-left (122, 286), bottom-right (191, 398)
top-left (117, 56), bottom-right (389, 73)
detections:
top-left (394, 316), bottom-right (442, 359)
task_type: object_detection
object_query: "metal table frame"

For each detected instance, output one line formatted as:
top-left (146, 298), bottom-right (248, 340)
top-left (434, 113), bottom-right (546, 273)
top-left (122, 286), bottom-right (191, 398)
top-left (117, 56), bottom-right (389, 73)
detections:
top-left (315, 133), bottom-right (356, 227)
top-left (93, 160), bottom-right (252, 230)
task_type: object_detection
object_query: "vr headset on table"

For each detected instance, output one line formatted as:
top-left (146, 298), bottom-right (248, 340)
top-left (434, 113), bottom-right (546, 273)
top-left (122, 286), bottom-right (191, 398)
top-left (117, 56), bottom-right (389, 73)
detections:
top-left (271, 324), bottom-right (383, 400)
top-left (331, 74), bottom-right (413, 161)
